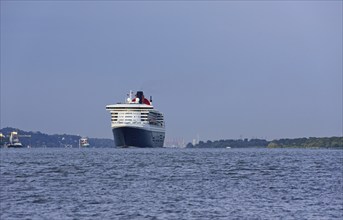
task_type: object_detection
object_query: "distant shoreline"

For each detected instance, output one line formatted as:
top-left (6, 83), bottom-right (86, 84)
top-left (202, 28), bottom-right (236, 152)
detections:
top-left (1, 127), bottom-right (342, 149)
top-left (0, 127), bottom-right (113, 148)
top-left (186, 137), bottom-right (343, 149)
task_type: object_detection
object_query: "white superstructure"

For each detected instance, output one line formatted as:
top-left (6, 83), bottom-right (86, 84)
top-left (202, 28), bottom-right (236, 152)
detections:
top-left (106, 104), bottom-right (164, 130)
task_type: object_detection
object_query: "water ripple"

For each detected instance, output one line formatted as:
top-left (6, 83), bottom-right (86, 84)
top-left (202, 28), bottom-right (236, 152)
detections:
top-left (1, 148), bottom-right (342, 219)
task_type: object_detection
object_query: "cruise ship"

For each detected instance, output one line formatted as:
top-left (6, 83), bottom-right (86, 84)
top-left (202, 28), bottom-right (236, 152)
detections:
top-left (106, 91), bottom-right (165, 147)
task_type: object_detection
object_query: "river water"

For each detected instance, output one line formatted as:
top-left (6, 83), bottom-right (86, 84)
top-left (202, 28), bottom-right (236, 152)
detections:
top-left (1, 148), bottom-right (342, 219)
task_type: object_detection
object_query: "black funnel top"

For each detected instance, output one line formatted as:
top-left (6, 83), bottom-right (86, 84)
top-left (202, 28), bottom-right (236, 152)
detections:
top-left (136, 91), bottom-right (144, 104)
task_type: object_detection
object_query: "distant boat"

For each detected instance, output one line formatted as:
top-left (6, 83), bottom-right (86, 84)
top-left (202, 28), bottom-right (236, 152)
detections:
top-left (0, 133), bottom-right (5, 147)
top-left (79, 137), bottom-right (90, 148)
top-left (7, 132), bottom-right (24, 148)
top-left (226, 146), bottom-right (231, 149)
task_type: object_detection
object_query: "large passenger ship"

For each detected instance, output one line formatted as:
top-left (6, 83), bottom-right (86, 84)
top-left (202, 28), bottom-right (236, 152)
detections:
top-left (106, 91), bottom-right (165, 147)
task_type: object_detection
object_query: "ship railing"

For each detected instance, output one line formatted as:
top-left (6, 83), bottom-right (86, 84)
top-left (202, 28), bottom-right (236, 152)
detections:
top-left (112, 121), bottom-right (148, 126)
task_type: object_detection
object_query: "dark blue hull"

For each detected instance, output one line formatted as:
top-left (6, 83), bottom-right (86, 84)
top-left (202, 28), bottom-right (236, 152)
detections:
top-left (112, 127), bottom-right (165, 148)
top-left (7, 144), bottom-right (24, 148)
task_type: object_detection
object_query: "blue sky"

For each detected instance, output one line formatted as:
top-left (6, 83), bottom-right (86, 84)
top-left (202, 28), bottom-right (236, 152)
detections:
top-left (1, 1), bottom-right (342, 142)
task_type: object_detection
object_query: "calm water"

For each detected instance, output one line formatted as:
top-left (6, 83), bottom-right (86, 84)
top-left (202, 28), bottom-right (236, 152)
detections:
top-left (1, 148), bottom-right (342, 219)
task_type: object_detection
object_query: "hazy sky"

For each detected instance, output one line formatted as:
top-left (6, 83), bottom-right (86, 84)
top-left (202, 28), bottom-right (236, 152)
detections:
top-left (1, 1), bottom-right (342, 142)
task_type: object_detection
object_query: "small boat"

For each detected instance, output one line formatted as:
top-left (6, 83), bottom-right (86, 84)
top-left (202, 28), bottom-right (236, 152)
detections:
top-left (7, 132), bottom-right (24, 148)
top-left (79, 137), bottom-right (90, 147)
top-left (0, 133), bottom-right (5, 147)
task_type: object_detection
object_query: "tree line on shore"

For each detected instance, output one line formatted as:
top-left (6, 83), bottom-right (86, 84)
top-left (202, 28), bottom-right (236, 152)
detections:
top-left (187, 137), bottom-right (342, 149)
top-left (1, 127), bottom-right (342, 149)
top-left (0, 127), bottom-right (113, 148)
